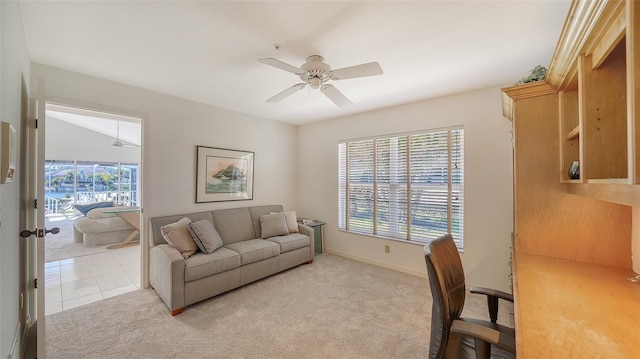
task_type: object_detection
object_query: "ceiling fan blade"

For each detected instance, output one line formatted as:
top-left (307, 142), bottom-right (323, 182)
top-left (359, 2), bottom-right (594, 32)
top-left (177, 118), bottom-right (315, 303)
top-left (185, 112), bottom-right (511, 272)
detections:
top-left (266, 83), bottom-right (307, 103)
top-left (258, 58), bottom-right (305, 75)
top-left (321, 85), bottom-right (352, 107)
top-left (330, 62), bottom-right (383, 80)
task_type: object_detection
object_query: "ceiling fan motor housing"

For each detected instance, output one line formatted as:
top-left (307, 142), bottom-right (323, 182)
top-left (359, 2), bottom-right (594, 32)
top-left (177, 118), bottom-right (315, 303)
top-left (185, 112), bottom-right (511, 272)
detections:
top-left (300, 55), bottom-right (331, 88)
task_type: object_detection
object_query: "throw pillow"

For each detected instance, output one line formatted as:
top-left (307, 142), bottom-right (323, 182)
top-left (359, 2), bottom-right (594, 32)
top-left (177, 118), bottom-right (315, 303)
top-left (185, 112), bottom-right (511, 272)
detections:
top-left (188, 219), bottom-right (224, 254)
top-left (160, 217), bottom-right (198, 258)
top-left (260, 213), bottom-right (289, 239)
top-left (284, 210), bottom-right (299, 233)
top-left (270, 211), bottom-right (299, 233)
top-left (74, 201), bottom-right (114, 216)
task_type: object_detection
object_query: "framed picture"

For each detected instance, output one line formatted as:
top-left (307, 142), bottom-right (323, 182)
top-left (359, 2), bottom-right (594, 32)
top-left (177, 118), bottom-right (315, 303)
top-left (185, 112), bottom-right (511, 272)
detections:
top-left (1, 122), bottom-right (16, 184)
top-left (196, 146), bottom-right (254, 203)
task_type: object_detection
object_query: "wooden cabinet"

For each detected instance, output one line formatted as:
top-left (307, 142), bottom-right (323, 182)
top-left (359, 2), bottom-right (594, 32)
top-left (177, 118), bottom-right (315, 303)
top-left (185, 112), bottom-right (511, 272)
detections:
top-left (580, 33), bottom-right (628, 182)
top-left (502, 1), bottom-right (640, 357)
top-left (508, 87), bottom-right (632, 268)
top-left (502, 0), bottom-right (640, 273)
top-left (507, 0), bottom-right (638, 190)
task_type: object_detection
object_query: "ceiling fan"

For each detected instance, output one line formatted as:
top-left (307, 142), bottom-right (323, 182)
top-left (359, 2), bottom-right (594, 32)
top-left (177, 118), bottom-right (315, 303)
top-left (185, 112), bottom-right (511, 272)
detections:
top-left (111, 120), bottom-right (138, 148)
top-left (258, 55), bottom-right (383, 107)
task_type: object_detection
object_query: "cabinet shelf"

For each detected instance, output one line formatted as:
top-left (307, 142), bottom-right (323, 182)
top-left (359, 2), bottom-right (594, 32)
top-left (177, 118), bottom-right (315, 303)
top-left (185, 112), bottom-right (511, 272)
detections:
top-left (586, 178), bottom-right (630, 184)
top-left (565, 126), bottom-right (580, 140)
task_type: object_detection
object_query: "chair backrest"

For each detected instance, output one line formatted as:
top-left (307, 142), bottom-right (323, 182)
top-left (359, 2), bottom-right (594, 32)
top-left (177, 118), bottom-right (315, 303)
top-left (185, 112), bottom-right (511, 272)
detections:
top-left (424, 234), bottom-right (467, 359)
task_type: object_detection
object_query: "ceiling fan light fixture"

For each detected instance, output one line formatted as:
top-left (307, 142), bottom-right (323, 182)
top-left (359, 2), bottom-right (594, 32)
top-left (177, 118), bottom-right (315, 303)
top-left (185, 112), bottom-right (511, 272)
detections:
top-left (309, 77), bottom-right (322, 89)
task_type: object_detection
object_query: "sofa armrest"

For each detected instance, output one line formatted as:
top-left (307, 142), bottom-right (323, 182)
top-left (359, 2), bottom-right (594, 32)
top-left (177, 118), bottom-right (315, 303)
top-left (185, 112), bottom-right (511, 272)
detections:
top-left (150, 244), bottom-right (185, 314)
top-left (298, 224), bottom-right (315, 261)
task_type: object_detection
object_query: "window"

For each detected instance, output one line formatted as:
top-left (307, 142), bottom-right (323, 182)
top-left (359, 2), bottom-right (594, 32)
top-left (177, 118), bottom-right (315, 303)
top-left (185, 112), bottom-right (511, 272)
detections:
top-left (338, 128), bottom-right (464, 248)
top-left (44, 160), bottom-right (139, 214)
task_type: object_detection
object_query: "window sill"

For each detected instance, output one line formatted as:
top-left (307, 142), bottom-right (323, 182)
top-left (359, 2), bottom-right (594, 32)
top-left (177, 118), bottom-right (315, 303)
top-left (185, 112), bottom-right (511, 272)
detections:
top-left (338, 229), bottom-right (464, 252)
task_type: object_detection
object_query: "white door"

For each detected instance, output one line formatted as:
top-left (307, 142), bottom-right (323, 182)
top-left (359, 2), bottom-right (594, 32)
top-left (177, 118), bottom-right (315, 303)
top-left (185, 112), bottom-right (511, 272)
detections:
top-left (20, 77), bottom-right (56, 358)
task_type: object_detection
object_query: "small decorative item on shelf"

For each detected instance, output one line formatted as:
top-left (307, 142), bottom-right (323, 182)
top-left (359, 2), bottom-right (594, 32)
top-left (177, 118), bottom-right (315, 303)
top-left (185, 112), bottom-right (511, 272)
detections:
top-left (515, 65), bottom-right (547, 85)
top-left (568, 161), bottom-right (580, 179)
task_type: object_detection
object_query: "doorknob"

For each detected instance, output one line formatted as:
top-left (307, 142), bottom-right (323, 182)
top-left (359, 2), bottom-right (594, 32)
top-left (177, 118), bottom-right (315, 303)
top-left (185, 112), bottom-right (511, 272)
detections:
top-left (19, 227), bottom-right (60, 238)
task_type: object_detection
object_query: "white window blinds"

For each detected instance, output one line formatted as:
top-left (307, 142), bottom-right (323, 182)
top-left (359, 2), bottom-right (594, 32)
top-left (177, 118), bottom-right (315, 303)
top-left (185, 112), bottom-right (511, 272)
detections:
top-left (338, 128), bottom-right (464, 247)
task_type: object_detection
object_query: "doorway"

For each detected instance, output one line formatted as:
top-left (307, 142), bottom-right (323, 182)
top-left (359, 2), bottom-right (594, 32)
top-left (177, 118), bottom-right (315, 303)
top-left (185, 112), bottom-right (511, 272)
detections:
top-left (42, 104), bottom-right (142, 314)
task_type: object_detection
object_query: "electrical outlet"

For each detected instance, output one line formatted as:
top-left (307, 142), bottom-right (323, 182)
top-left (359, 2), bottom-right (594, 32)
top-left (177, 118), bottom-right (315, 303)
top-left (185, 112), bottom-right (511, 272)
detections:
top-left (384, 245), bottom-right (390, 253)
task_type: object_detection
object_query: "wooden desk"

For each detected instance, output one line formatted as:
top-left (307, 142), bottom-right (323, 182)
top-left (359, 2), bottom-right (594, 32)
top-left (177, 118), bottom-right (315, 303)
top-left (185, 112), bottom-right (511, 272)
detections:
top-left (104, 208), bottom-right (140, 250)
top-left (513, 252), bottom-right (640, 358)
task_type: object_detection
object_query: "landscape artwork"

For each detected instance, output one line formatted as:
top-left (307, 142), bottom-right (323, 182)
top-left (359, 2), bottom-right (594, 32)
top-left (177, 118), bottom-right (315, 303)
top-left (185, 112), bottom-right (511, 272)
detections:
top-left (196, 146), bottom-right (254, 203)
top-left (206, 156), bottom-right (248, 194)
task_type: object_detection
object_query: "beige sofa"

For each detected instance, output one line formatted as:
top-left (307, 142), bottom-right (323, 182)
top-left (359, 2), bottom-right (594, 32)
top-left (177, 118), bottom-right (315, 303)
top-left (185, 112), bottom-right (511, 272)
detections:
top-left (74, 206), bottom-right (139, 247)
top-left (149, 205), bottom-right (314, 315)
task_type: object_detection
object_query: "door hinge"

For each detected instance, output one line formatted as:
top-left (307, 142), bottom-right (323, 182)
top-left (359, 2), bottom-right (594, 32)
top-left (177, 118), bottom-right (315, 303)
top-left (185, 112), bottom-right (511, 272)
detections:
top-left (35, 118), bottom-right (38, 129)
top-left (34, 199), bottom-right (38, 209)
top-left (34, 278), bottom-right (38, 289)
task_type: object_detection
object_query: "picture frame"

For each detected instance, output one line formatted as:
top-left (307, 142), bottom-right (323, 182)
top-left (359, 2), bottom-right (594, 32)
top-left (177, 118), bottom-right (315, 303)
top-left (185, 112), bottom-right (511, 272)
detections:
top-left (1, 122), bottom-right (16, 184)
top-left (196, 146), bottom-right (254, 203)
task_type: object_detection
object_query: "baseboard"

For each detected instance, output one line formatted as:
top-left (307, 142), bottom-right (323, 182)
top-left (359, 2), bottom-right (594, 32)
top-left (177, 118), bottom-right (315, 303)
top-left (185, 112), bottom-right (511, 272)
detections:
top-left (324, 248), bottom-right (427, 279)
top-left (8, 321), bottom-right (20, 359)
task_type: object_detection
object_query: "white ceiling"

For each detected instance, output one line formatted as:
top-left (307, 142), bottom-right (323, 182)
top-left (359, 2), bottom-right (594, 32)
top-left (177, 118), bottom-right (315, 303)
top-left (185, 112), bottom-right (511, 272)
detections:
top-left (19, 0), bottom-right (572, 125)
top-left (47, 104), bottom-right (141, 147)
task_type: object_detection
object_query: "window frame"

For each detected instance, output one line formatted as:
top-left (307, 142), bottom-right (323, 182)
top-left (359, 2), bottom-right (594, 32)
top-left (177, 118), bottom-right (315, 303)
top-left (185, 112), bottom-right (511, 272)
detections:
top-left (338, 126), bottom-right (464, 248)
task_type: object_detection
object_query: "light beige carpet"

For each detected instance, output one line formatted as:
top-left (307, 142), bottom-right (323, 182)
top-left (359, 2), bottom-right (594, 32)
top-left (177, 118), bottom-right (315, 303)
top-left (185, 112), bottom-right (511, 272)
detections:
top-left (45, 254), bottom-right (512, 358)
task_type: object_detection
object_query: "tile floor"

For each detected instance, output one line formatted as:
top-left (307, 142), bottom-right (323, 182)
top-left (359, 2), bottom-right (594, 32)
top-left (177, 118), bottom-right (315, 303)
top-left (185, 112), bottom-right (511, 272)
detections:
top-left (44, 245), bottom-right (140, 315)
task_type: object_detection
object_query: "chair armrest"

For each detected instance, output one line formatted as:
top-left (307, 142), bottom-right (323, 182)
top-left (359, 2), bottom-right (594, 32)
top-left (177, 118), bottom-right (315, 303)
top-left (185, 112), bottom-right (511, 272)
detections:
top-left (470, 286), bottom-right (514, 324)
top-left (451, 319), bottom-right (516, 355)
top-left (470, 286), bottom-right (514, 302)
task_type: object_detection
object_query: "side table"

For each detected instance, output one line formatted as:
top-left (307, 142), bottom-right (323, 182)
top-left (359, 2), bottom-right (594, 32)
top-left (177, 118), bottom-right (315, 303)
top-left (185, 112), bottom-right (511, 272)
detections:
top-left (303, 220), bottom-right (325, 255)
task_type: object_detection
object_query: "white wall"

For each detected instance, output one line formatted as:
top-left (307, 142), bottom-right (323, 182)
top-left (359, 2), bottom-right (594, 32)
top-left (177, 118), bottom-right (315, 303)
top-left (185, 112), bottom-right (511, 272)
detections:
top-left (296, 86), bottom-right (514, 291)
top-left (31, 63), bottom-right (298, 219)
top-left (0, 1), bottom-right (31, 357)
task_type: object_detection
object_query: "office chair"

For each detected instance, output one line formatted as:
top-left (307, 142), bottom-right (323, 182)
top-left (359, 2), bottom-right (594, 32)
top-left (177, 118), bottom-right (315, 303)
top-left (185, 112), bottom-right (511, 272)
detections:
top-left (424, 234), bottom-right (516, 359)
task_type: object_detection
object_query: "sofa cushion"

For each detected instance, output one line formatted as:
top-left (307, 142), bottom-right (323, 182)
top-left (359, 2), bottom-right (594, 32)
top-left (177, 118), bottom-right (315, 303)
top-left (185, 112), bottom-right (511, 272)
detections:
top-left (150, 211), bottom-right (213, 247)
top-left (188, 219), bottom-right (223, 254)
top-left (284, 211), bottom-right (299, 233)
top-left (74, 201), bottom-right (113, 216)
top-left (224, 239), bottom-right (280, 265)
top-left (212, 208), bottom-right (256, 244)
top-left (184, 248), bottom-right (241, 282)
top-left (271, 211), bottom-right (299, 233)
top-left (265, 233), bottom-right (310, 253)
top-left (161, 217), bottom-right (198, 258)
top-left (260, 213), bottom-right (289, 239)
top-left (248, 205), bottom-right (284, 238)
